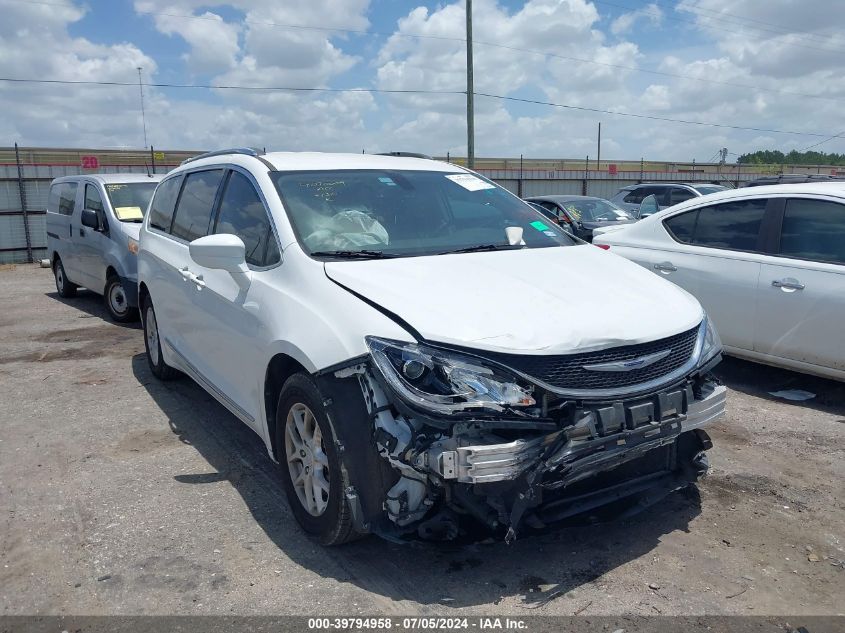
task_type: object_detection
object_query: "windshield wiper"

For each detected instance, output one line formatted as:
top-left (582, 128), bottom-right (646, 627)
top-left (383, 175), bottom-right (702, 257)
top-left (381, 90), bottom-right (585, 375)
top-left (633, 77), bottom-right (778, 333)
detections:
top-left (438, 244), bottom-right (517, 255)
top-left (310, 249), bottom-right (400, 259)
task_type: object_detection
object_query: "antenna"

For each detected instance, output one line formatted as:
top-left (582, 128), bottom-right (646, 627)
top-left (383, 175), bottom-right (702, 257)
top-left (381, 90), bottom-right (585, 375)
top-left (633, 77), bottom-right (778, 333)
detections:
top-left (137, 67), bottom-right (148, 149)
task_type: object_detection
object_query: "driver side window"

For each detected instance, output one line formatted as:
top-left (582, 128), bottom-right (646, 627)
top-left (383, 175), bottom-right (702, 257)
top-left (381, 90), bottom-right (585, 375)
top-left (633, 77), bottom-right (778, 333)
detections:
top-left (213, 171), bottom-right (280, 267)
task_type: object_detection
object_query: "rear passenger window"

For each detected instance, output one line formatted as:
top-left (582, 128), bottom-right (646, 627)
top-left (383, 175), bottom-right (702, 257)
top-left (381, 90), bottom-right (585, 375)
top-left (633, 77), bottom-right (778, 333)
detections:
top-left (47, 184), bottom-right (62, 214)
top-left (780, 198), bottom-right (845, 264)
top-left (171, 170), bottom-right (224, 242)
top-left (148, 176), bottom-right (183, 233)
top-left (213, 171), bottom-right (280, 267)
top-left (663, 199), bottom-right (767, 252)
top-left (670, 188), bottom-right (696, 204)
top-left (58, 182), bottom-right (78, 216)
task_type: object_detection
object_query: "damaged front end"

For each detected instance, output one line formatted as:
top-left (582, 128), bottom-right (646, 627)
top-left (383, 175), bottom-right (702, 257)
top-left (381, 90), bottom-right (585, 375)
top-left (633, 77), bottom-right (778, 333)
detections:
top-left (323, 318), bottom-right (726, 542)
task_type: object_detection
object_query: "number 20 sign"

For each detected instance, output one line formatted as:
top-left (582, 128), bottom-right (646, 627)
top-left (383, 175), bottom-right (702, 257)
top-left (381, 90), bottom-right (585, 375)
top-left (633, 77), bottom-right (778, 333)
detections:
top-left (81, 155), bottom-right (99, 169)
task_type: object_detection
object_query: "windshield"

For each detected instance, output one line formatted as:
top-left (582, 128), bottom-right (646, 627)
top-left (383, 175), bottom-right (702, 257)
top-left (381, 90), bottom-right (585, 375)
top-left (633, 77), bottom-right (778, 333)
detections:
top-left (272, 170), bottom-right (576, 257)
top-left (691, 185), bottom-right (727, 195)
top-left (104, 182), bottom-right (158, 222)
top-left (560, 199), bottom-right (633, 222)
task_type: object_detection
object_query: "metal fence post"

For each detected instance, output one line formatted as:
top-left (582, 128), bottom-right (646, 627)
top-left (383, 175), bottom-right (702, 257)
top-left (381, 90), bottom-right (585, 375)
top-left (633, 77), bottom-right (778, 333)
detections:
top-left (583, 155), bottom-right (589, 195)
top-left (14, 142), bottom-right (34, 263)
top-left (518, 154), bottom-right (523, 198)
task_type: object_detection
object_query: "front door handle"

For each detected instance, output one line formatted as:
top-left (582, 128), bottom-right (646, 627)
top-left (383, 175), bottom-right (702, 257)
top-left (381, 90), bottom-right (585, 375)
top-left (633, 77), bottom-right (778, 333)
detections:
top-left (654, 261), bottom-right (677, 273)
top-left (79, 228), bottom-right (86, 237)
top-left (772, 278), bottom-right (804, 291)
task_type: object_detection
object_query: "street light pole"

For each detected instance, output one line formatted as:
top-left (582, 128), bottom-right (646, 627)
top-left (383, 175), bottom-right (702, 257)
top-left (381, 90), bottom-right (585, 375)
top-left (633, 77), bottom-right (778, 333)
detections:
top-left (137, 67), bottom-right (148, 149)
top-left (466, 0), bottom-right (475, 169)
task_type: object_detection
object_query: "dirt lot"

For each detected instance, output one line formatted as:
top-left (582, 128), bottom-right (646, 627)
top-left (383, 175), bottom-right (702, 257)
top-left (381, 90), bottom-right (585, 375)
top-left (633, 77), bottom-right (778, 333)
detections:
top-left (0, 264), bottom-right (843, 616)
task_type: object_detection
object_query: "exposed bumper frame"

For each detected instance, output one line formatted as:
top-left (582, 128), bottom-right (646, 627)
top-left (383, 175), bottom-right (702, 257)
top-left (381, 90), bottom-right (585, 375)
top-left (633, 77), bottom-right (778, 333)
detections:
top-left (427, 382), bottom-right (726, 485)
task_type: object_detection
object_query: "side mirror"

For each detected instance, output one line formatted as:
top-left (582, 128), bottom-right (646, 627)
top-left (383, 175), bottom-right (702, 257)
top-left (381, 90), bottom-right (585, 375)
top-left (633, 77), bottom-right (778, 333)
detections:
top-left (81, 208), bottom-right (100, 230)
top-left (638, 194), bottom-right (660, 219)
top-left (189, 234), bottom-right (248, 274)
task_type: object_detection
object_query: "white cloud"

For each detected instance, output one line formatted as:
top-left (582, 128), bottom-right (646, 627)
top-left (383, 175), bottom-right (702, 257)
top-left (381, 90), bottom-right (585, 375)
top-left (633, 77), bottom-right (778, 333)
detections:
top-left (2, 0), bottom-right (844, 159)
top-left (610, 3), bottom-right (663, 36)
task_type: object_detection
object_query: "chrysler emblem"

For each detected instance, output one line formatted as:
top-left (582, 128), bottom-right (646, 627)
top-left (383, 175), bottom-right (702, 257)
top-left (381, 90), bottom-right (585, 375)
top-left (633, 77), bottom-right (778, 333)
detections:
top-left (583, 349), bottom-right (671, 372)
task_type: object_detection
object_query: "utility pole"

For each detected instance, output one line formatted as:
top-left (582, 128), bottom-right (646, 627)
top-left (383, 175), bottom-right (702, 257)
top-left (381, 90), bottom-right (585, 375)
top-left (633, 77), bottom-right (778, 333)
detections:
top-left (137, 67), bottom-right (148, 149)
top-left (596, 122), bottom-right (601, 169)
top-left (466, 0), bottom-right (475, 168)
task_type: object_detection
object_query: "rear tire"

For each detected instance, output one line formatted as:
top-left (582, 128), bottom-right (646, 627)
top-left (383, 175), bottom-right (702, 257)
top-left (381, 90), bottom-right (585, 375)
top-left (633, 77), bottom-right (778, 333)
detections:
top-left (104, 275), bottom-right (138, 323)
top-left (53, 258), bottom-right (77, 298)
top-left (276, 373), bottom-right (362, 546)
top-left (142, 294), bottom-right (176, 380)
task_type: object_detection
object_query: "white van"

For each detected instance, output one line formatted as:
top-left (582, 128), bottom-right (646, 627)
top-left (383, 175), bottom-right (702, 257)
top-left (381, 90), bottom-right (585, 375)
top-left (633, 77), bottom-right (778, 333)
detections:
top-left (138, 149), bottom-right (725, 544)
top-left (46, 174), bottom-right (162, 321)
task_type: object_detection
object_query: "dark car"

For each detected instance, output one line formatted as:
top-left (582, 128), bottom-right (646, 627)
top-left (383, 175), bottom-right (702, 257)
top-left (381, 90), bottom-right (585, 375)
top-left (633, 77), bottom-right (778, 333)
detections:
top-left (525, 195), bottom-right (635, 241)
top-left (610, 183), bottom-right (728, 216)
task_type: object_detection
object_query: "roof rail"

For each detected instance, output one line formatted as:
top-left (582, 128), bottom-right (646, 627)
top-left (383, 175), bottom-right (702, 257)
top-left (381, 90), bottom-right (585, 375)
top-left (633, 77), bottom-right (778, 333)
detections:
top-left (181, 147), bottom-right (264, 165)
top-left (375, 151), bottom-right (433, 160)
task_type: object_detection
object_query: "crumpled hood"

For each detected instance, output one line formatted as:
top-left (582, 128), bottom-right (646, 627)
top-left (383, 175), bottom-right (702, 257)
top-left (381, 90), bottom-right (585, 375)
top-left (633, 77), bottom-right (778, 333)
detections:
top-left (325, 245), bottom-right (703, 354)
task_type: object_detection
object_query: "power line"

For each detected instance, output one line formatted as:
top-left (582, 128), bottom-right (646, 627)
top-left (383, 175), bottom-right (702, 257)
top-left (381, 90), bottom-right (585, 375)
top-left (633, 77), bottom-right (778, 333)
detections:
top-left (1, 76), bottom-right (835, 139)
top-left (594, 0), bottom-right (845, 55)
top-left (665, 0), bottom-right (842, 45)
top-left (8, 0), bottom-right (845, 105)
top-left (473, 92), bottom-right (833, 138)
top-left (0, 77), bottom-right (465, 95)
top-left (801, 130), bottom-right (845, 151)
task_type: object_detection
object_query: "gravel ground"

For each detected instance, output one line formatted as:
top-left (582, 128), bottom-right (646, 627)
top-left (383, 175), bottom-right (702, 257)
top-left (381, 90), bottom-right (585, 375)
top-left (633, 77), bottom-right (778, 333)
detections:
top-left (0, 263), bottom-right (843, 616)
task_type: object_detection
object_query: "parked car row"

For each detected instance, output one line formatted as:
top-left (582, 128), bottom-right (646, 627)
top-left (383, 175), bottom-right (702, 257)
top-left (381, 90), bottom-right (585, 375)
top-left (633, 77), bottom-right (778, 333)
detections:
top-left (593, 183), bottom-right (845, 381)
top-left (46, 150), bottom-right (726, 545)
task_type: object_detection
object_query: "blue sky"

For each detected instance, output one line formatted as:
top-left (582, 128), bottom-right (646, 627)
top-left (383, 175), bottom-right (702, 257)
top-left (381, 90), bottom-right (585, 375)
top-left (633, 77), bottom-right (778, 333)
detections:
top-left (2, 0), bottom-right (844, 159)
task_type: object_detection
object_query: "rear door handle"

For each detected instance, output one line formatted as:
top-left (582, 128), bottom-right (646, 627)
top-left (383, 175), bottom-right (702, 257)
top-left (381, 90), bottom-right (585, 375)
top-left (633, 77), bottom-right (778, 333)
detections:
top-left (654, 262), bottom-right (677, 273)
top-left (79, 228), bottom-right (86, 237)
top-left (772, 278), bottom-right (804, 291)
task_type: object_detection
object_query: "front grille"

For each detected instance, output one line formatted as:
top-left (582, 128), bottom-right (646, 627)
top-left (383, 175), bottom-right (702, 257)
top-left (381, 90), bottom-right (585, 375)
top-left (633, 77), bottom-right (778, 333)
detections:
top-left (479, 325), bottom-right (700, 392)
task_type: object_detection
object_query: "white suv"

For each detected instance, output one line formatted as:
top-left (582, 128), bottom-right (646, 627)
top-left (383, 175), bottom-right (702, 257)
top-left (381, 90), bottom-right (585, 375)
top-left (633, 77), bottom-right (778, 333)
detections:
top-left (138, 149), bottom-right (726, 545)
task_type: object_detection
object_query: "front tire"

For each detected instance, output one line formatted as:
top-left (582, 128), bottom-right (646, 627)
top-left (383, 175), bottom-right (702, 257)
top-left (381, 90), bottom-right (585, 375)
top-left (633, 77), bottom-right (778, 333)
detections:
top-left (54, 258), bottom-right (77, 298)
top-left (104, 275), bottom-right (138, 323)
top-left (276, 373), bottom-right (361, 546)
top-left (142, 295), bottom-right (175, 380)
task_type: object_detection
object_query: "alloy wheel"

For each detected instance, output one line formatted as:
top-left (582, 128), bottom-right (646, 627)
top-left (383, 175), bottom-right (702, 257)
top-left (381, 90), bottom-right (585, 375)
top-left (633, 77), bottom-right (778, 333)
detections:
top-left (284, 402), bottom-right (330, 516)
top-left (145, 306), bottom-right (159, 366)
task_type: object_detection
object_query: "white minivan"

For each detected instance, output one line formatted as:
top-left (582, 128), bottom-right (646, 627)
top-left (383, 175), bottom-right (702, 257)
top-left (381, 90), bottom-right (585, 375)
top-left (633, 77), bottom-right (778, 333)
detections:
top-left (47, 174), bottom-right (162, 321)
top-left (138, 149), bottom-right (725, 544)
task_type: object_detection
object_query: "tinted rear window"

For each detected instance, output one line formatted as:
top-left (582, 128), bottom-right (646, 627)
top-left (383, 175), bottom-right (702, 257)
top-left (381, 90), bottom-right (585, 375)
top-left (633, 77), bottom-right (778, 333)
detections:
top-left (664, 198), bottom-right (767, 252)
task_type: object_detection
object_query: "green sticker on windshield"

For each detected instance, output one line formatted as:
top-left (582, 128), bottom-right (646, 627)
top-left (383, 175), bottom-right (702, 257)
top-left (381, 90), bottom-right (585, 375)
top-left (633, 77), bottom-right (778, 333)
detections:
top-left (530, 220), bottom-right (550, 231)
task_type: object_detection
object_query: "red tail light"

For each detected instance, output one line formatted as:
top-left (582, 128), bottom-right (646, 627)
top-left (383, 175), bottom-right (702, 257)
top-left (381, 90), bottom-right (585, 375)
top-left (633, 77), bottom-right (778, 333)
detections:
top-left (595, 243), bottom-right (610, 250)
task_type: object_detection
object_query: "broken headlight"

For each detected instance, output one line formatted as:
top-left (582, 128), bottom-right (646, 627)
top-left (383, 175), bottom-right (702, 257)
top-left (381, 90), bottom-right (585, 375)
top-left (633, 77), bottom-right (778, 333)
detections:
top-left (366, 336), bottom-right (536, 415)
top-left (698, 315), bottom-right (723, 366)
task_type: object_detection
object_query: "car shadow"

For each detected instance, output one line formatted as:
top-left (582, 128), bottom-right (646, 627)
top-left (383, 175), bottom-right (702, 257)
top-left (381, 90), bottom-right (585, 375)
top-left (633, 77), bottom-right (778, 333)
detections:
top-left (714, 356), bottom-right (845, 417)
top-left (131, 353), bottom-right (702, 609)
top-left (46, 289), bottom-right (141, 329)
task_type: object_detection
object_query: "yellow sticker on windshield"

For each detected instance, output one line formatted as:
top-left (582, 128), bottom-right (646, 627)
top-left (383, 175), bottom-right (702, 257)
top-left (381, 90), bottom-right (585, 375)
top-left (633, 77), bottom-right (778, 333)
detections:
top-left (114, 206), bottom-right (143, 220)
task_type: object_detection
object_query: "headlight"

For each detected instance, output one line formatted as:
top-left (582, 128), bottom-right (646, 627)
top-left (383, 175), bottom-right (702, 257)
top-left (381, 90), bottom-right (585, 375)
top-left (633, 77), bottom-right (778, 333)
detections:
top-left (127, 238), bottom-right (139, 255)
top-left (366, 336), bottom-right (536, 415)
top-left (699, 315), bottom-right (722, 366)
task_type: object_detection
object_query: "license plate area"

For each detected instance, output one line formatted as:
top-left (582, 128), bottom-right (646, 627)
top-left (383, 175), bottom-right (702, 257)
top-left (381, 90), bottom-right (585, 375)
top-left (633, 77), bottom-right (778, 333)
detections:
top-left (589, 383), bottom-right (694, 437)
